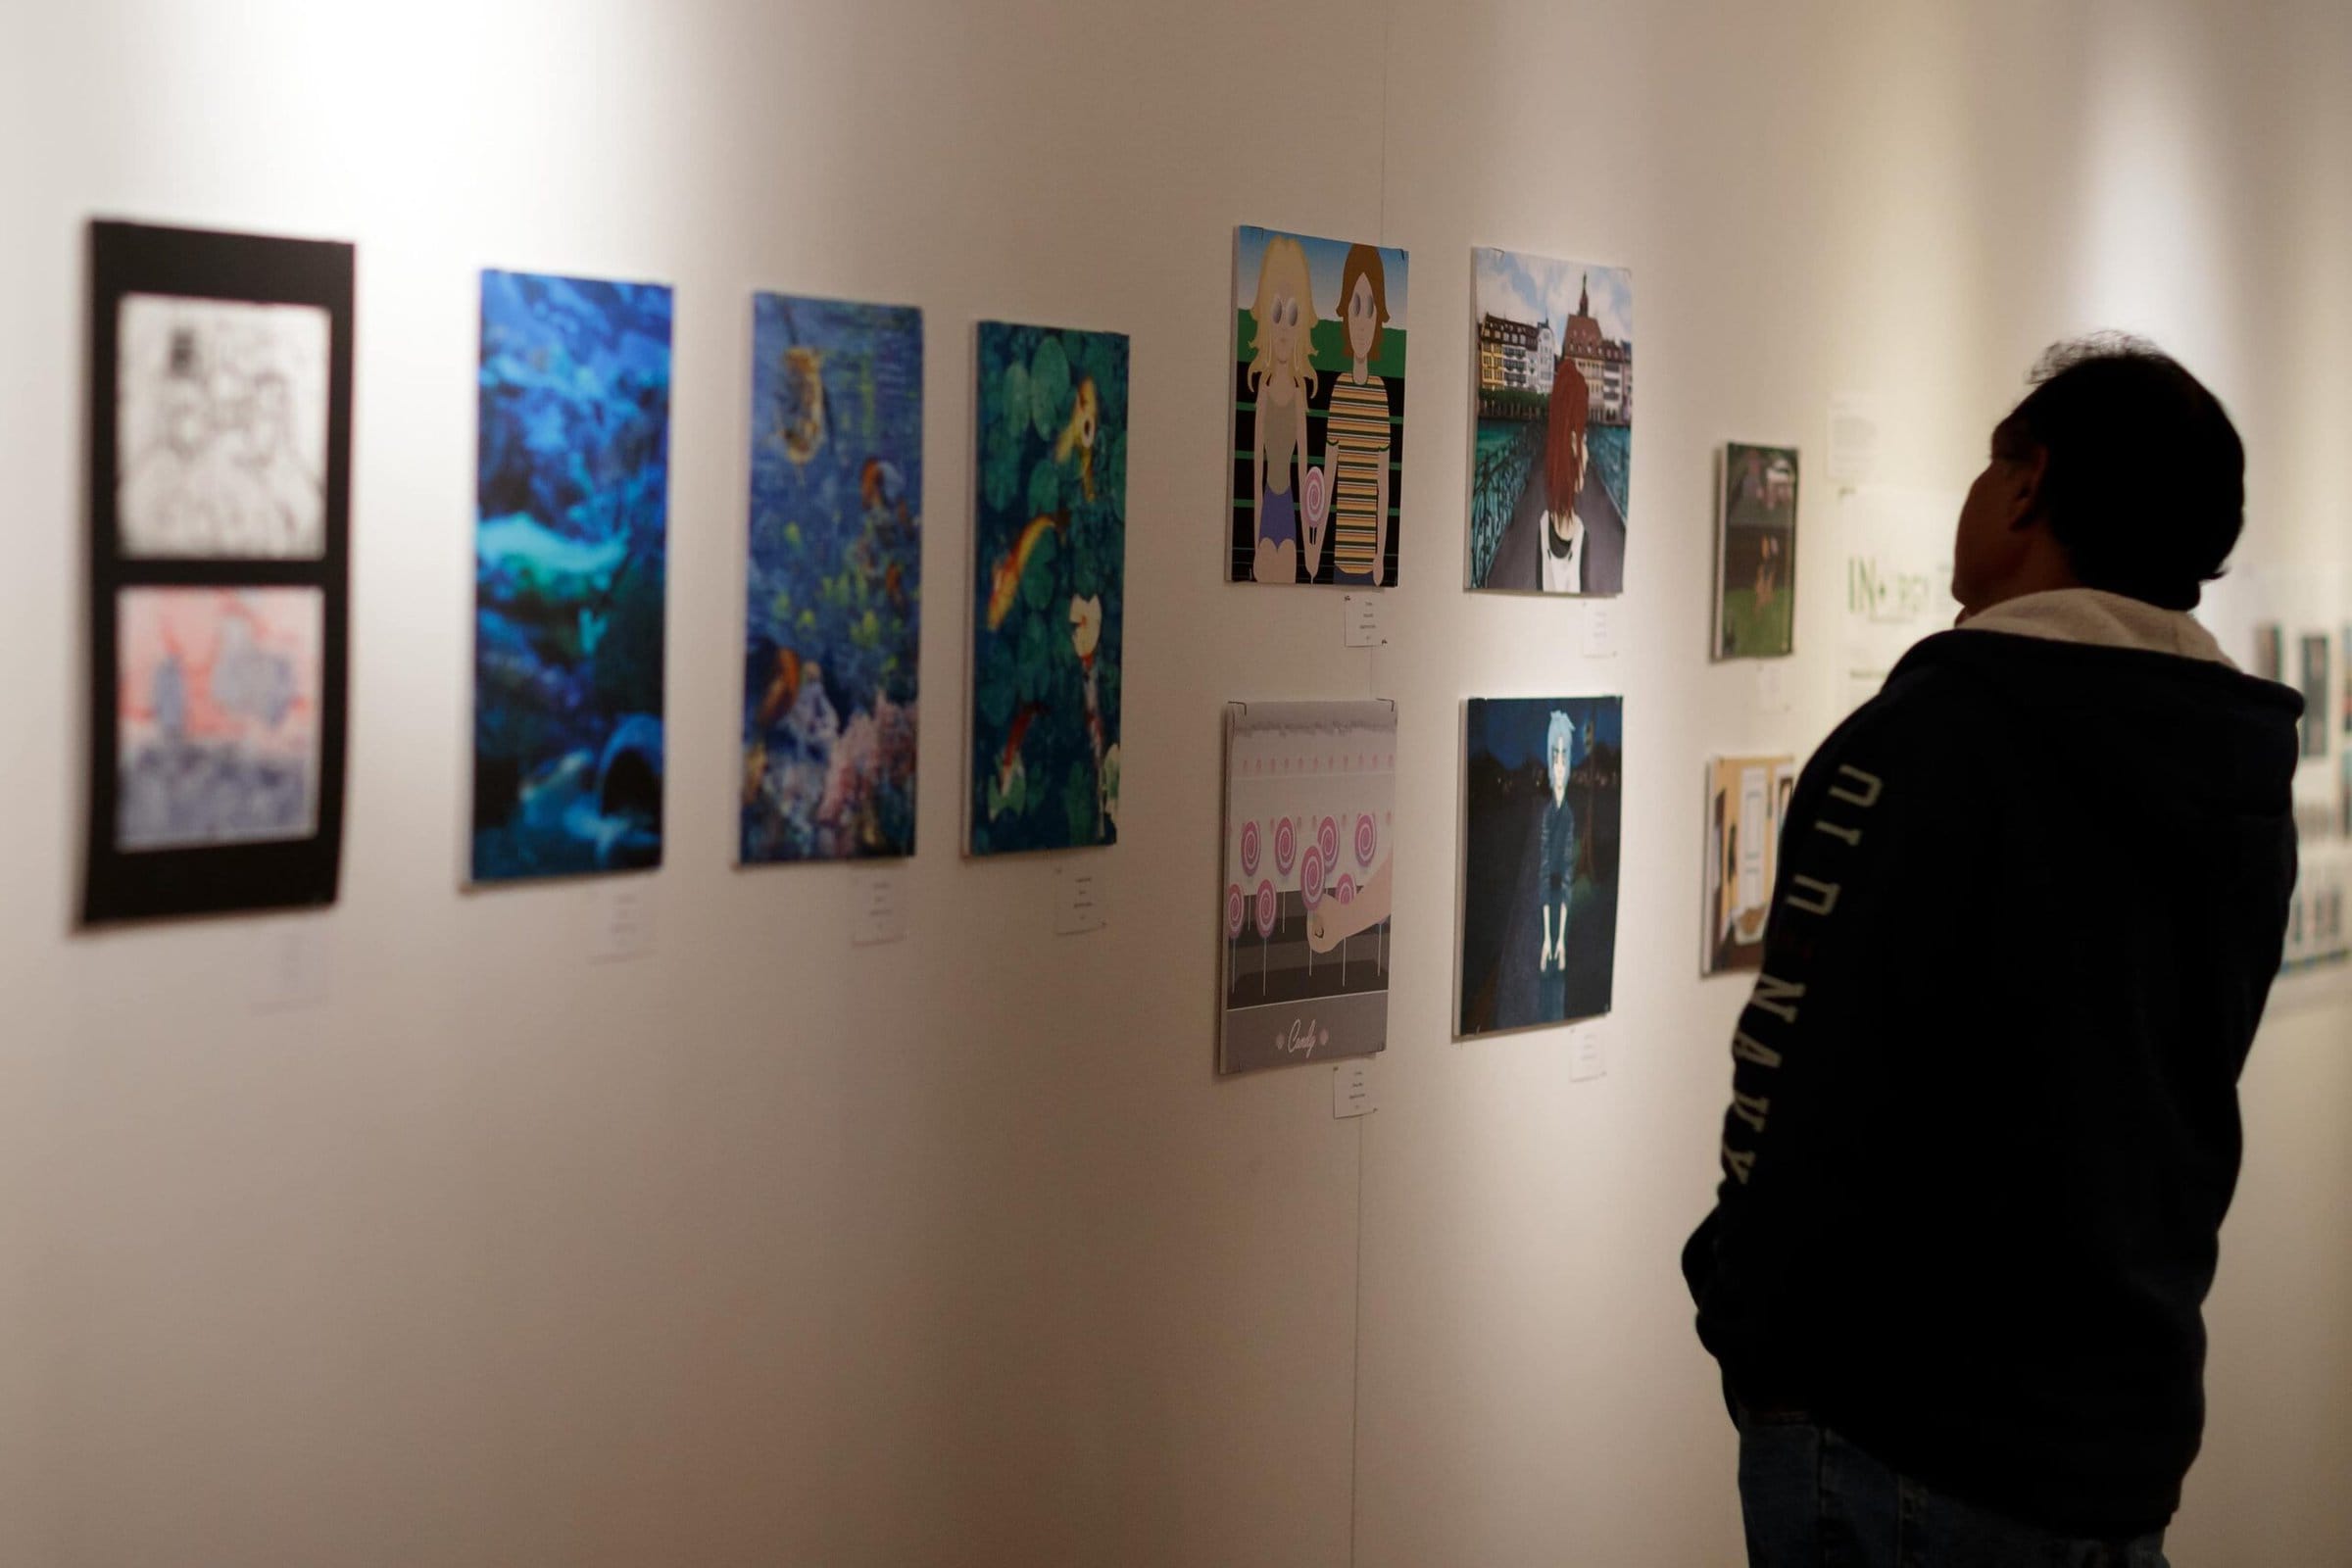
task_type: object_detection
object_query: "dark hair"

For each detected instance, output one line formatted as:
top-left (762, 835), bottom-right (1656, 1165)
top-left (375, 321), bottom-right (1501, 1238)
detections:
top-left (1991, 334), bottom-right (2243, 610)
top-left (1338, 244), bottom-right (1391, 363)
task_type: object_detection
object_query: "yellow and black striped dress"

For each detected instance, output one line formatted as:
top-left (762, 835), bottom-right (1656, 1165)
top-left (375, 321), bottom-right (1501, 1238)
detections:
top-left (1325, 373), bottom-right (1391, 582)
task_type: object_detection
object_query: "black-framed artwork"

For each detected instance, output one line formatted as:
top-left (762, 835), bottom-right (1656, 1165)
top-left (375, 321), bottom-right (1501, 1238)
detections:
top-left (82, 220), bottom-right (355, 925)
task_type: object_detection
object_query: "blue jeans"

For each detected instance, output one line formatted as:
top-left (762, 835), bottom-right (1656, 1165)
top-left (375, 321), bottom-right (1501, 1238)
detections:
top-left (1738, 1410), bottom-right (2169, 1567)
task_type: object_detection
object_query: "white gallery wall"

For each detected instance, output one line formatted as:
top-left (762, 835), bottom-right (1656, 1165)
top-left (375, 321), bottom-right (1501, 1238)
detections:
top-left (1, 1), bottom-right (2348, 1564)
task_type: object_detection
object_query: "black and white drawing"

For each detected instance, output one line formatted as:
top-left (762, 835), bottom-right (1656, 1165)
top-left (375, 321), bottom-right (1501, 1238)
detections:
top-left (116, 293), bottom-right (331, 560)
top-left (83, 219), bottom-right (355, 925)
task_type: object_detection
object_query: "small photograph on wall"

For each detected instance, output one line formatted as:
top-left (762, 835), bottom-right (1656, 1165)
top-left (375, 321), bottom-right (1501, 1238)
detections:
top-left (2299, 633), bottom-right (2329, 760)
top-left (2252, 623), bottom-right (2283, 683)
top-left (741, 294), bottom-right (922, 863)
top-left (1467, 249), bottom-right (1631, 595)
top-left (115, 295), bottom-right (331, 560)
top-left (83, 220), bottom-right (354, 925)
top-left (1716, 444), bottom-right (1799, 659)
top-left (970, 320), bottom-right (1127, 855)
top-left (1459, 697), bottom-right (1624, 1037)
top-left (1229, 226), bottom-right (1409, 587)
top-left (1703, 755), bottom-right (1796, 975)
top-left (2341, 625), bottom-right (2351, 736)
top-left (116, 587), bottom-right (324, 852)
top-left (472, 270), bottom-right (673, 883)
top-left (1219, 702), bottom-right (1396, 1074)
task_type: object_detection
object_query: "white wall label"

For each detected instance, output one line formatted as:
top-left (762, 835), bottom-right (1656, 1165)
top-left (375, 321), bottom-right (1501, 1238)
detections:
top-left (1827, 392), bottom-right (1882, 488)
top-left (251, 924), bottom-right (330, 1014)
top-left (1054, 864), bottom-right (1105, 935)
top-left (1582, 600), bottom-right (1620, 659)
top-left (588, 881), bottom-right (658, 963)
top-left (1569, 1022), bottom-right (1610, 1083)
top-left (1343, 592), bottom-right (1390, 647)
top-left (1333, 1058), bottom-right (1377, 1118)
top-left (1754, 661), bottom-right (1793, 715)
top-left (850, 870), bottom-right (906, 946)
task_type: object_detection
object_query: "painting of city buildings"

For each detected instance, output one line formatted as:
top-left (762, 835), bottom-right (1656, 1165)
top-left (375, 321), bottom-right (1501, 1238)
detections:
top-left (1467, 250), bottom-right (1632, 594)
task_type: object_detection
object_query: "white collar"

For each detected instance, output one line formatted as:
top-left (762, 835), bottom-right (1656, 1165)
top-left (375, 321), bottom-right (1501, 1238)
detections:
top-left (1960, 588), bottom-right (2234, 668)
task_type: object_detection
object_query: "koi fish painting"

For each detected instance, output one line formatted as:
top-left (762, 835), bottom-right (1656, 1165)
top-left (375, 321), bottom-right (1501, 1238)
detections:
top-left (968, 320), bottom-right (1127, 855)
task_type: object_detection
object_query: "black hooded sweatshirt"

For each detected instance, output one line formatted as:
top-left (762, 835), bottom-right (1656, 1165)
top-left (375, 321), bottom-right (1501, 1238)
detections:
top-left (1684, 625), bottom-right (2303, 1540)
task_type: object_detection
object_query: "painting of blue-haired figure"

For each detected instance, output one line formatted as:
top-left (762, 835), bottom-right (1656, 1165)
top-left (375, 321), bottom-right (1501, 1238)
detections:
top-left (472, 270), bottom-right (672, 883)
top-left (1458, 696), bottom-right (1624, 1036)
top-left (741, 294), bottom-right (921, 862)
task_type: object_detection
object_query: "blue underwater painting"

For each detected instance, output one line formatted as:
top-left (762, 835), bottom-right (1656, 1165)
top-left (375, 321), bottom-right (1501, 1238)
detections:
top-left (471, 270), bottom-right (673, 883)
top-left (969, 321), bottom-right (1127, 856)
top-left (741, 294), bottom-right (922, 862)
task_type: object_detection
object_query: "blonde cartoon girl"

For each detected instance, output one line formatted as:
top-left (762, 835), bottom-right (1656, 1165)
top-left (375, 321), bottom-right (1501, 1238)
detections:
top-left (1247, 235), bottom-right (1320, 584)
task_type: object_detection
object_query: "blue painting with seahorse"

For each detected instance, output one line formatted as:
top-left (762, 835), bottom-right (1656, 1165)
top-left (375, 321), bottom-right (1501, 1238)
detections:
top-left (471, 270), bottom-right (671, 883)
top-left (742, 294), bottom-right (922, 862)
top-left (969, 320), bottom-right (1127, 855)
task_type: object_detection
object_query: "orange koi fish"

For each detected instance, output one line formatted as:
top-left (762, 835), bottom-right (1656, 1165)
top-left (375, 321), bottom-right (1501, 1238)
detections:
top-left (985, 512), bottom-right (1065, 631)
top-left (754, 648), bottom-right (803, 731)
top-left (997, 702), bottom-right (1046, 794)
top-left (779, 347), bottom-right (826, 465)
top-left (1054, 377), bottom-right (1099, 500)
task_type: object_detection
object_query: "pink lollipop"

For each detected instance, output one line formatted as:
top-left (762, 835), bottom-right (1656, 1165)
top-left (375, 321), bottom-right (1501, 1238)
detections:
top-left (1274, 816), bottom-right (1297, 877)
top-left (1317, 815), bottom-right (1340, 870)
top-left (1255, 878), bottom-right (1279, 992)
top-left (1226, 883), bottom-right (1245, 938)
top-left (1334, 871), bottom-right (1355, 981)
top-left (1299, 846), bottom-right (1325, 978)
top-left (1240, 819), bottom-right (1261, 878)
top-left (1354, 812), bottom-right (1377, 868)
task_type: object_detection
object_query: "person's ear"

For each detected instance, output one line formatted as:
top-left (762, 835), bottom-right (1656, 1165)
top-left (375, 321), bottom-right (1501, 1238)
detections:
top-left (2008, 448), bottom-right (2049, 532)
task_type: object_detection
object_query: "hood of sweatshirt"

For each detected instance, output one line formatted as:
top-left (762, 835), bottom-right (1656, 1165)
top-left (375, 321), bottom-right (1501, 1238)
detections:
top-left (1890, 617), bottom-right (2303, 825)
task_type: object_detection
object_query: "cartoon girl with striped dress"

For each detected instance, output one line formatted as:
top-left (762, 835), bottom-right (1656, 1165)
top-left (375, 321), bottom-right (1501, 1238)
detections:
top-left (1325, 244), bottom-right (1394, 586)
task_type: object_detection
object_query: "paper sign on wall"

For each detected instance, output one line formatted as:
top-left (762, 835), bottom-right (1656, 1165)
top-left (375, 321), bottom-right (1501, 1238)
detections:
top-left (1333, 1059), bottom-right (1377, 1118)
top-left (1826, 392), bottom-right (1882, 488)
top-left (1343, 593), bottom-right (1390, 647)
top-left (252, 924), bottom-right (331, 1013)
top-left (1054, 864), bottom-right (1105, 935)
top-left (1583, 601), bottom-right (1620, 659)
top-left (1569, 1021), bottom-right (1610, 1082)
top-left (588, 881), bottom-right (658, 963)
top-left (850, 871), bottom-right (906, 946)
